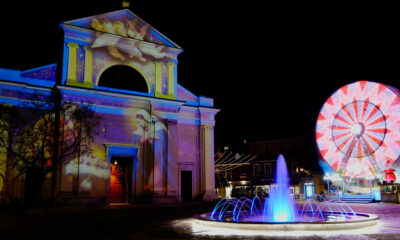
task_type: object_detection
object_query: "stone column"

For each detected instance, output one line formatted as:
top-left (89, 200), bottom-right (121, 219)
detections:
top-left (166, 119), bottom-right (180, 201)
top-left (152, 119), bottom-right (169, 202)
top-left (66, 42), bottom-right (78, 84)
top-left (135, 143), bottom-right (144, 198)
top-left (154, 62), bottom-right (163, 98)
top-left (83, 46), bottom-right (94, 88)
top-left (167, 62), bottom-right (176, 99)
top-left (202, 125), bottom-right (217, 201)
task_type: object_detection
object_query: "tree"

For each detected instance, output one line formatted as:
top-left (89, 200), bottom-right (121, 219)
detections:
top-left (0, 88), bottom-right (100, 206)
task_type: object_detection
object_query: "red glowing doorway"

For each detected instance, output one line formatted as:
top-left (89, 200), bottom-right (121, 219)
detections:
top-left (110, 157), bottom-right (133, 203)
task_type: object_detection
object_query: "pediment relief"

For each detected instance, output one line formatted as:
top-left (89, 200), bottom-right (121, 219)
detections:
top-left (63, 9), bottom-right (181, 49)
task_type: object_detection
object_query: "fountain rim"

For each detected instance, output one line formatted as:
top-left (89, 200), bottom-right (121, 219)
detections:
top-left (194, 211), bottom-right (379, 224)
top-left (192, 212), bottom-right (379, 231)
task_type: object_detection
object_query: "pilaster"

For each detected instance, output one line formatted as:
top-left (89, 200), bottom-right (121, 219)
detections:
top-left (155, 62), bottom-right (163, 98)
top-left (153, 118), bottom-right (167, 197)
top-left (83, 47), bottom-right (94, 88)
top-left (167, 62), bottom-right (176, 99)
top-left (150, 100), bottom-right (182, 203)
top-left (66, 42), bottom-right (78, 84)
top-left (202, 124), bottom-right (217, 201)
top-left (198, 107), bottom-right (219, 201)
top-left (166, 119), bottom-right (179, 198)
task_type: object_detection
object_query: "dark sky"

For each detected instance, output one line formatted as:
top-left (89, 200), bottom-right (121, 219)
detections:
top-left (2, 1), bottom-right (400, 147)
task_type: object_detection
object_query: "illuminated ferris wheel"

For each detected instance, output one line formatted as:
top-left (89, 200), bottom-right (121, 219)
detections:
top-left (316, 81), bottom-right (400, 178)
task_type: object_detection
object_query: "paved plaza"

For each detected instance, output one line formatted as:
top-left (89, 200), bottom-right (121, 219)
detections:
top-left (0, 202), bottom-right (400, 239)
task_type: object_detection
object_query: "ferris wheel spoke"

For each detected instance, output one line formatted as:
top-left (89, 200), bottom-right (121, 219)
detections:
top-left (336, 134), bottom-right (353, 149)
top-left (364, 105), bottom-right (380, 124)
top-left (366, 115), bottom-right (386, 127)
top-left (352, 101), bottom-right (360, 122)
top-left (341, 105), bottom-right (356, 124)
top-left (360, 100), bottom-right (370, 122)
top-left (333, 132), bottom-right (352, 142)
top-left (364, 133), bottom-right (384, 149)
top-left (365, 128), bottom-right (386, 135)
top-left (332, 125), bottom-right (351, 131)
top-left (334, 114), bottom-right (353, 127)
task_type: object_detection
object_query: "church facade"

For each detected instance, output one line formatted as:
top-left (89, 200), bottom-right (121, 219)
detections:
top-left (0, 9), bottom-right (218, 205)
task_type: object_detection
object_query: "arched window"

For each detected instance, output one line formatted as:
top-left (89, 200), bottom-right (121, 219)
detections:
top-left (98, 65), bottom-right (148, 93)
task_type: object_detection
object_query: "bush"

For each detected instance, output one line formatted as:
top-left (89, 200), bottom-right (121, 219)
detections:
top-left (231, 186), bottom-right (256, 199)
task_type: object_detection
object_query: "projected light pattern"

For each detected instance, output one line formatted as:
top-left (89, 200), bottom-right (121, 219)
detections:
top-left (89, 16), bottom-right (176, 63)
top-left (316, 81), bottom-right (400, 177)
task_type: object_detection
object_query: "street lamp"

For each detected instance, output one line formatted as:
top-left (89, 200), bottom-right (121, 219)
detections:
top-left (332, 173), bottom-right (341, 200)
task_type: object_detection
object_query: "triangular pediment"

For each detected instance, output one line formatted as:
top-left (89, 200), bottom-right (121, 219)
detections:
top-left (63, 9), bottom-right (181, 49)
top-left (177, 85), bottom-right (198, 102)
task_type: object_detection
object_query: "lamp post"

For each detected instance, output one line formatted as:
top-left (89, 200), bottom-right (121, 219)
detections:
top-left (332, 173), bottom-right (341, 200)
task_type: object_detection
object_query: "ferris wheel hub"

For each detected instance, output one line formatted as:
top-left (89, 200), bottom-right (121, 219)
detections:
top-left (351, 122), bottom-right (365, 137)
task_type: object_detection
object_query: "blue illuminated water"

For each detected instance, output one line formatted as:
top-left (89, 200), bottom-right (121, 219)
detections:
top-left (263, 154), bottom-right (296, 222)
top-left (209, 154), bottom-right (357, 223)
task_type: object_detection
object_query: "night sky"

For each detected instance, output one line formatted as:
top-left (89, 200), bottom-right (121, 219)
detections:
top-left (1, 1), bottom-right (400, 148)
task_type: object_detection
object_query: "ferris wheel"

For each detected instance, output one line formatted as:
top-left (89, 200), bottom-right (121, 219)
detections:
top-left (316, 81), bottom-right (400, 178)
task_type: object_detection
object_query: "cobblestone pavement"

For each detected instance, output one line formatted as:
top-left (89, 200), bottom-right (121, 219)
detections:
top-left (0, 202), bottom-right (399, 240)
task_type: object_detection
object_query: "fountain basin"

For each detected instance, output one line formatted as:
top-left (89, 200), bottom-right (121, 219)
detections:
top-left (193, 211), bottom-right (379, 231)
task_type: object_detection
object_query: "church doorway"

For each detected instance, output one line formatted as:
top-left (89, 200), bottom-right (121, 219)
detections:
top-left (110, 157), bottom-right (133, 204)
top-left (181, 170), bottom-right (192, 202)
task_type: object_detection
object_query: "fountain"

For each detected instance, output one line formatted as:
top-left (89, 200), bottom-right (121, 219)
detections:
top-left (193, 155), bottom-right (379, 231)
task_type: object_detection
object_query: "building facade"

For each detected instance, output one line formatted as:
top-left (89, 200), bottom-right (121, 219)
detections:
top-left (0, 9), bottom-right (218, 205)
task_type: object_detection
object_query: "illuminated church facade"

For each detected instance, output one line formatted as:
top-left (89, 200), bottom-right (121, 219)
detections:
top-left (0, 9), bottom-right (218, 205)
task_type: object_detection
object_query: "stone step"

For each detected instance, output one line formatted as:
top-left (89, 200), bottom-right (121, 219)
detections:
top-left (340, 195), bottom-right (373, 203)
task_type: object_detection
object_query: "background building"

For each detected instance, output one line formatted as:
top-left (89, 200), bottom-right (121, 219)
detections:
top-left (217, 137), bottom-right (324, 200)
